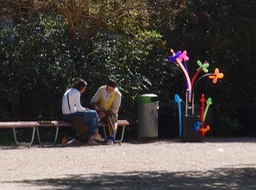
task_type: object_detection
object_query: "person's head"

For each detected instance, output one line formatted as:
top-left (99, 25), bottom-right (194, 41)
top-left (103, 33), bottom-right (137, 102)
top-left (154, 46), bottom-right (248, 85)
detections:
top-left (72, 78), bottom-right (87, 94)
top-left (106, 79), bottom-right (117, 94)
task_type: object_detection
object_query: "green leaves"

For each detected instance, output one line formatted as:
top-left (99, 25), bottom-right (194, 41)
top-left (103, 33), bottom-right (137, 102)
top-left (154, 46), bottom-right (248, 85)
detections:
top-left (0, 15), bottom-right (72, 119)
top-left (1, 0), bottom-right (254, 137)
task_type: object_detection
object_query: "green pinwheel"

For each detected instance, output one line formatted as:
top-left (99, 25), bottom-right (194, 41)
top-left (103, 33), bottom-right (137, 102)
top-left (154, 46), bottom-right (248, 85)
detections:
top-left (191, 60), bottom-right (209, 89)
top-left (204, 97), bottom-right (212, 122)
top-left (197, 60), bottom-right (209, 73)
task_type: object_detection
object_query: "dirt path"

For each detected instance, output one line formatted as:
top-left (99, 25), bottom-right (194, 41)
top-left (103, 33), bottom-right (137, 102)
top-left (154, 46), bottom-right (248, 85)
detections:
top-left (1, 138), bottom-right (256, 189)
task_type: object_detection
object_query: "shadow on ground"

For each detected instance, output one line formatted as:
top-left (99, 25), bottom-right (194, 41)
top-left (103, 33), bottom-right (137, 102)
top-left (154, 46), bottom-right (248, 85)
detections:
top-left (9, 166), bottom-right (256, 190)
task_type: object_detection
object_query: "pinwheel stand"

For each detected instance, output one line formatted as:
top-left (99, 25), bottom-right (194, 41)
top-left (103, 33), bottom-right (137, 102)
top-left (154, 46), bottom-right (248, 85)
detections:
top-left (182, 115), bottom-right (202, 142)
top-left (181, 92), bottom-right (202, 142)
top-left (170, 50), bottom-right (224, 142)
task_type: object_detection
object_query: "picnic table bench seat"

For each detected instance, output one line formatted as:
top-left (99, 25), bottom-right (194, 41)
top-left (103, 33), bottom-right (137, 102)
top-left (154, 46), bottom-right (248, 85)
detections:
top-left (0, 120), bottom-right (129, 147)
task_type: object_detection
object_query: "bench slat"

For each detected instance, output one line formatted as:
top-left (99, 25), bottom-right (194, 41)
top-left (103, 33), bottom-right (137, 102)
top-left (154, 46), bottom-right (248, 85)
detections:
top-left (0, 121), bottom-right (40, 128)
top-left (47, 120), bottom-right (130, 127)
top-left (0, 120), bottom-right (130, 128)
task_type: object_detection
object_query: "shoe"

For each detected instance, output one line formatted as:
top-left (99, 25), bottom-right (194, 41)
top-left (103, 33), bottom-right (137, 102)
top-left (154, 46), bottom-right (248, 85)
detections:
top-left (106, 136), bottom-right (115, 145)
top-left (93, 133), bottom-right (105, 142)
top-left (66, 138), bottom-right (82, 146)
top-left (88, 138), bottom-right (100, 145)
top-left (106, 139), bottom-right (114, 145)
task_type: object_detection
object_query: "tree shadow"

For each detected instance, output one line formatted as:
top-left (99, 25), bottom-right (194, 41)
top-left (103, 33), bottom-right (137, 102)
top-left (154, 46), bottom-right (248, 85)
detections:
top-left (9, 167), bottom-right (256, 190)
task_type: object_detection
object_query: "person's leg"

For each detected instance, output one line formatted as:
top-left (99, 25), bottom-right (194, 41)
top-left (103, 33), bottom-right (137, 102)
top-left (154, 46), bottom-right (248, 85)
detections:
top-left (63, 113), bottom-right (84, 145)
top-left (83, 110), bottom-right (98, 136)
top-left (63, 114), bottom-right (73, 122)
top-left (106, 114), bottom-right (118, 145)
top-left (83, 110), bottom-right (104, 144)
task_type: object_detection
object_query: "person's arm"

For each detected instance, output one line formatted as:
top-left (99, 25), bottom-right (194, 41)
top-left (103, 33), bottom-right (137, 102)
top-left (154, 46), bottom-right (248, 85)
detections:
top-left (62, 90), bottom-right (70, 114)
top-left (91, 87), bottom-right (102, 104)
top-left (111, 90), bottom-right (122, 114)
top-left (73, 90), bottom-right (86, 112)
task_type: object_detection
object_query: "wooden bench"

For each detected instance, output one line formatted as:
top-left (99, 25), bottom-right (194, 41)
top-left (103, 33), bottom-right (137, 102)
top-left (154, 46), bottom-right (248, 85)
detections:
top-left (0, 120), bottom-right (129, 147)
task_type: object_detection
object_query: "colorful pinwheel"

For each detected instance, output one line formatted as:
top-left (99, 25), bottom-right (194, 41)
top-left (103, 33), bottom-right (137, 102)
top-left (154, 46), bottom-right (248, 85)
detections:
top-left (204, 97), bottom-right (212, 122)
top-left (193, 121), bottom-right (202, 131)
top-left (169, 50), bottom-right (192, 102)
top-left (209, 68), bottom-right (224, 84)
top-left (176, 50), bottom-right (189, 63)
top-left (191, 60), bottom-right (209, 88)
top-left (175, 94), bottom-right (183, 137)
top-left (197, 60), bottom-right (209, 73)
top-left (199, 125), bottom-right (210, 137)
top-left (200, 94), bottom-right (206, 126)
top-left (168, 50), bottom-right (182, 62)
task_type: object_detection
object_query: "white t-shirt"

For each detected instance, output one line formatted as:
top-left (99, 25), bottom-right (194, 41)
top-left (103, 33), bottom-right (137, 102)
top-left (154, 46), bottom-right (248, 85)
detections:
top-left (62, 88), bottom-right (86, 114)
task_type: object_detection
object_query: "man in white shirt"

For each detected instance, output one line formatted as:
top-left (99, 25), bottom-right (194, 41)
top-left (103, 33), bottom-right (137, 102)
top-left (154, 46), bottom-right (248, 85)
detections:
top-left (62, 78), bottom-right (104, 145)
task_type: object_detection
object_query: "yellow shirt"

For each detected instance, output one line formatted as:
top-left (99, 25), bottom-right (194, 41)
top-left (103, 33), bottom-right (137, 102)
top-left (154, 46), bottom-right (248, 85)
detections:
top-left (99, 87), bottom-right (117, 111)
top-left (91, 86), bottom-right (122, 114)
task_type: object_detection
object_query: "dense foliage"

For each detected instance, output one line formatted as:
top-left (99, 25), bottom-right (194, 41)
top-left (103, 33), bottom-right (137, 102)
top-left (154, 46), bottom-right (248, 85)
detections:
top-left (0, 0), bottom-right (256, 139)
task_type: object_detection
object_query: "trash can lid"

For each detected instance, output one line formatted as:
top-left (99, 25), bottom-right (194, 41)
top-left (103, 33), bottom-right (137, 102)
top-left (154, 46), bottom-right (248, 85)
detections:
top-left (138, 94), bottom-right (158, 104)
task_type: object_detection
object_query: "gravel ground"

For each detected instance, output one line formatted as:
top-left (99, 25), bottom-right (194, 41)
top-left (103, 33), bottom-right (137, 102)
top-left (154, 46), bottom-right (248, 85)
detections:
top-left (0, 137), bottom-right (256, 190)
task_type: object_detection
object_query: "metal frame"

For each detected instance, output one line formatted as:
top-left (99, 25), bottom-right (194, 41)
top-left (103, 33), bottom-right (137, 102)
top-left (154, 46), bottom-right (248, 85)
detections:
top-left (12, 127), bottom-right (36, 148)
top-left (36, 126), bottom-right (60, 146)
top-left (101, 124), bottom-right (126, 144)
top-left (5, 120), bottom-right (129, 147)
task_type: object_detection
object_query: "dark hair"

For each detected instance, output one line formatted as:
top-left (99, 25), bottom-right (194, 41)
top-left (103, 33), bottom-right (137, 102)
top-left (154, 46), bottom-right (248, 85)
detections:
top-left (106, 79), bottom-right (117, 88)
top-left (72, 78), bottom-right (87, 91)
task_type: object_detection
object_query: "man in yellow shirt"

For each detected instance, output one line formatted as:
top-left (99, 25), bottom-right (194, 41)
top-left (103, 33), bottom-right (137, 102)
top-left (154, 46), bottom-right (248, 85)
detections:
top-left (91, 80), bottom-right (122, 145)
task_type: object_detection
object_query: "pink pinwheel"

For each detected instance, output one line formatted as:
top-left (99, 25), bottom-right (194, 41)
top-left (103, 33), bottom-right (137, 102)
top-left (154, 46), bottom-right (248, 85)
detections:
top-left (209, 68), bottom-right (224, 84)
top-left (168, 49), bottom-right (192, 101)
top-left (176, 50), bottom-right (189, 63)
top-left (175, 52), bottom-right (192, 101)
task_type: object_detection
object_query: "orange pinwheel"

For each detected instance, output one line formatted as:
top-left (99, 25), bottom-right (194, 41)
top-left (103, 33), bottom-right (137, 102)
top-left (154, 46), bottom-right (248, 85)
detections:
top-left (209, 68), bottom-right (224, 84)
top-left (199, 125), bottom-right (210, 137)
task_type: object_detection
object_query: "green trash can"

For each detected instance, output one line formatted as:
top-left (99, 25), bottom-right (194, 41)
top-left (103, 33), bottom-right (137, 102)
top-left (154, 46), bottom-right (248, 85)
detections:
top-left (138, 94), bottom-right (158, 139)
